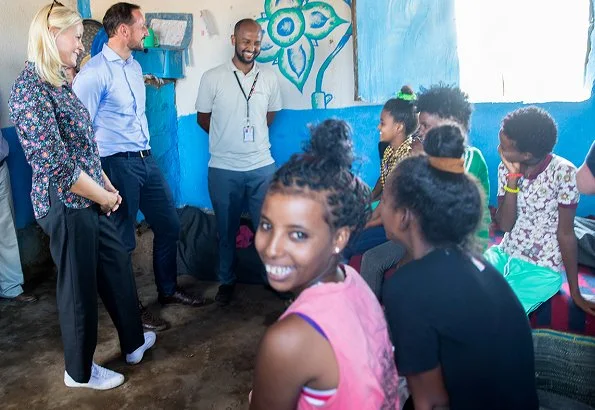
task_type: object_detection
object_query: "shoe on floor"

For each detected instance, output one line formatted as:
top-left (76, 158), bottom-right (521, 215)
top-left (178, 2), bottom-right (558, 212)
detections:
top-left (215, 284), bottom-right (235, 306)
top-left (126, 331), bottom-right (156, 365)
top-left (139, 302), bottom-right (168, 331)
top-left (64, 362), bottom-right (124, 390)
top-left (158, 288), bottom-right (211, 307)
top-left (3, 292), bottom-right (38, 303)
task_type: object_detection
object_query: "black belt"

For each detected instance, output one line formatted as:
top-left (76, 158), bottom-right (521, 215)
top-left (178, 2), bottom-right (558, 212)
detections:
top-left (107, 149), bottom-right (151, 159)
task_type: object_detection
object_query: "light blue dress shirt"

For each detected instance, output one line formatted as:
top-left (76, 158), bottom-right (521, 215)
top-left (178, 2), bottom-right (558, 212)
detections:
top-left (73, 44), bottom-right (150, 157)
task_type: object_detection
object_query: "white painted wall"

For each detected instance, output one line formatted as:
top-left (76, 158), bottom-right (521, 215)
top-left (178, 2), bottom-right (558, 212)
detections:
top-left (0, 0), bottom-right (77, 128)
top-left (90, 0), bottom-right (357, 115)
top-left (0, 0), bottom-right (356, 127)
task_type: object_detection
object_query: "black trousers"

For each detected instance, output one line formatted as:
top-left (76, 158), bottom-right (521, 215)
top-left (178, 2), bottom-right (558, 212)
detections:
top-left (37, 187), bottom-right (144, 383)
top-left (101, 155), bottom-right (180, 296)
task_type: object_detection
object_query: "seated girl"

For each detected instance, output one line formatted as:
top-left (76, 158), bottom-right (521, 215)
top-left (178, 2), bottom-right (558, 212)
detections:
top-left (249, 119), bottom-right (400, 410)
top-left (485, 107), bottom-right (595, 316)
top-left (360, 84), bottom-right (490, 300)
top-left (342, 86), bottom-right (418, 261)
top-left (382, 124), bottom-right (538, 410)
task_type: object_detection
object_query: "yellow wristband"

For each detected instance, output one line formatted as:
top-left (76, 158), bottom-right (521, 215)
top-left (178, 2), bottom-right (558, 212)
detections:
top-left (504, 185), bottom-right (520, 194)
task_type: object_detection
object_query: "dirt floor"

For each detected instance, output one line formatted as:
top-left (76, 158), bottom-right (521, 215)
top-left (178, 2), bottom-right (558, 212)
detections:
top-left (0, 230), bottom-right (286, 410)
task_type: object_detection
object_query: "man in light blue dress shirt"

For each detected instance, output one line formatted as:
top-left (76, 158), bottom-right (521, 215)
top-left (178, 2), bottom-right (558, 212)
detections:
top-left (74, 3), bottom-right (208, 331)
top-left (0, 128), bottom-right (37, 303)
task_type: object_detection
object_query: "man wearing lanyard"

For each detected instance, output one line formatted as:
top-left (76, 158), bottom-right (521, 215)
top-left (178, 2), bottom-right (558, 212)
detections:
top-left (196, 18), bottom-right (283, 305)
top-left (74, 3), bottom-right (208, 332)
top-left (0, 128), bottom-right (37, 303)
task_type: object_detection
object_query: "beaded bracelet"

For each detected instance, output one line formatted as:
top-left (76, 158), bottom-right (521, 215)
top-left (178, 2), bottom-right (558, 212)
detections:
top-left (504, 185), bottom-right (520, 194)
top-left (506, 173), bottom-right (523, 179)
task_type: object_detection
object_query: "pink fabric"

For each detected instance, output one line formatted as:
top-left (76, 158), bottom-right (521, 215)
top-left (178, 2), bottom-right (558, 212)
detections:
top-left (235, 225), bottom-right (254, 249)
top-left (280, 265), bottom-right (400, 409)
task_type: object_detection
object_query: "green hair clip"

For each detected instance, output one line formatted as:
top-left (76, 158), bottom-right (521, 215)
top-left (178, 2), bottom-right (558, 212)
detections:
top-left (396, 91), bottom-right (416, 101)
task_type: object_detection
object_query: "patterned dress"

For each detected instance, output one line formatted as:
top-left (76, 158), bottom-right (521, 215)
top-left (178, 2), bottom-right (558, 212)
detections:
top-left (484, 154), bottom-right (580, 313)
top-left (8, 62), bottom-right (103, 219)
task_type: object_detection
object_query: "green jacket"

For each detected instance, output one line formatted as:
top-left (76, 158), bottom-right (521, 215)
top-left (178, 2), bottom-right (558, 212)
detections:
top-left (464, 146), bottom-right (491, 252)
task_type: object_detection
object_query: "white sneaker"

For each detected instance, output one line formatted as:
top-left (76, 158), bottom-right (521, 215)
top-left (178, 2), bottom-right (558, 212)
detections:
top-left (64, 362), bottom-right (124, 390)
top-left (126, 331), bottom-right (156, 365)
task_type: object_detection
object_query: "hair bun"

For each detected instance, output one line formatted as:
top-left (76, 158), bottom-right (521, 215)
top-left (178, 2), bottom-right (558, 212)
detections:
top-left (423, 123), bottom-right (466, 159)
top-left (396, 85), bottom-right (416, 102)
top-left (305, 119), bottom-right (354, 169)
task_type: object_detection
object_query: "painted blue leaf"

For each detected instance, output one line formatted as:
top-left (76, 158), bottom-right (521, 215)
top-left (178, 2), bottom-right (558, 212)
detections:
top-left (278, 37), bottom-right (314, 92)
top-left (310, 11), bottom-right (328, 29)
top-left (303, 2), bottom-right (348, 41)
top-left (287, 44), bottom-right (307, 78)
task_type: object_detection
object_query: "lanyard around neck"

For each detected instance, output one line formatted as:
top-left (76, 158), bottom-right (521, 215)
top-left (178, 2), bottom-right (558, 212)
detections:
top-left (233, 71), bottom-right (260, 119)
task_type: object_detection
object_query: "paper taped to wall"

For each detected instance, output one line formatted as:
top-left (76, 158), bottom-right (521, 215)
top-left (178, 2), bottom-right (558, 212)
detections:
top-left (151, 19), bottom-right (188, 47)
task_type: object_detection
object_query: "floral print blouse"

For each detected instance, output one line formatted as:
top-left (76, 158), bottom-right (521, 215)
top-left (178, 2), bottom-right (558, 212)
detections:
top-left (8, 62), bottom-right (103, 219)
top-left (497, 154), bottom-right (580, 271)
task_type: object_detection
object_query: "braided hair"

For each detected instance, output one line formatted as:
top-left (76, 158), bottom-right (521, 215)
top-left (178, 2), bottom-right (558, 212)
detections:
top-left (269, 119), bottom-right (371, 239)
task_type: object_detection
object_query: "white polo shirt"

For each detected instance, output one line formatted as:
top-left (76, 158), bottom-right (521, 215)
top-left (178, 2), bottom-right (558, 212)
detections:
top-left (196, 60), bottom-right (282, 171)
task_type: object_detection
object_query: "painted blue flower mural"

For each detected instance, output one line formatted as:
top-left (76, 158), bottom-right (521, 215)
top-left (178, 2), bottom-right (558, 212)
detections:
top-left (257, 0), bottom-right (348, 93)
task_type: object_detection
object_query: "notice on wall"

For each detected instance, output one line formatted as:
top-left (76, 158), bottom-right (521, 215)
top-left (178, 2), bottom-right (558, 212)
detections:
top-left (151, 19), bottom-right (188, 48)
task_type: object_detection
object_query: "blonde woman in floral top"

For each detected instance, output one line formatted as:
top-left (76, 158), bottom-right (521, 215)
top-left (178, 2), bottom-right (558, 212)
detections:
top-left (485, 107), bottom-right (594, 316)
top-left (8, 2), bottom-right (155, 390)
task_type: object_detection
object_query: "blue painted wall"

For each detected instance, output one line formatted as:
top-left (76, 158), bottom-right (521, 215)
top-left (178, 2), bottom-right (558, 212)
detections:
top-left (177, 102), bottom-right (594, 216)
top-left (77, 0), bottom-right (91, 19)
top-left (3, 92), bottom-right (595, 229)
top-left (355, 0), bottom-right (460, 102)
top-left (2, 126), bottom-right (34, 228)
top-left (145, 82), bottom-right (181, 203)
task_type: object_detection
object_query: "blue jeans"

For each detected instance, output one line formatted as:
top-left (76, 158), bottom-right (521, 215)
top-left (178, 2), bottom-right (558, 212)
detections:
top-left (342, 226), bottom-right (388, 261)
top-left (208, 164), bottom-right (275, 285)
top-left (0, 162), bottom-right (24, 298)
top-left (101, 155), bottom-right (180, 296)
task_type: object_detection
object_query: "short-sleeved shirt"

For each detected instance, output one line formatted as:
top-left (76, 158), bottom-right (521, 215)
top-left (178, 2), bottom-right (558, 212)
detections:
top-left (383, 248), bottom-right (538, 410)
top-left (586, 141), bottom-right (595, 176)
top-left (8, 62), bottom-right (103, 219)
top-left (497, 154), bottom-right (580, 270)
top-left (195, 61), bottom-right (282, 171)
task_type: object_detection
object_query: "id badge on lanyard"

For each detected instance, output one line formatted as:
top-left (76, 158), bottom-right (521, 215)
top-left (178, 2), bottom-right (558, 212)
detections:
top-left (243, 121), bottom-right (255, 142)
top-left (234, 71), bottom-right (259, 143)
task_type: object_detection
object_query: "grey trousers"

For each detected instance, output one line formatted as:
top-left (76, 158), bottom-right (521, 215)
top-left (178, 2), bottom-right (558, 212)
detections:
top-left (360, 240), bottom-right (406, 302)
top-left (0, 161), bottom-right (24, 298)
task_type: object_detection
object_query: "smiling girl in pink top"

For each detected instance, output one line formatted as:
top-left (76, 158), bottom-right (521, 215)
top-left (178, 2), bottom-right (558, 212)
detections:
top-left (249, 119), bottom-right (400, 410)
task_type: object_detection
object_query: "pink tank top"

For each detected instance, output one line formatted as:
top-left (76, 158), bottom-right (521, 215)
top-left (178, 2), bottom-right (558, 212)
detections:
top-left (280, 265), bottom-right (400, 410)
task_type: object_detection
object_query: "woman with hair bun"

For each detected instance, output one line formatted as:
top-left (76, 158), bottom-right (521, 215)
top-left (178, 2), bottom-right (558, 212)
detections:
top-left (249, 119), bottom-right (400, 409)
top-left (381, 124), bottom-right (538, 410)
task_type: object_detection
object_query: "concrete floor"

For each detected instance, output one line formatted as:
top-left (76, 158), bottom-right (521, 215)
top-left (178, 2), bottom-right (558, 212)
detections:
top-left (0, 230), bottom-right (285, 409)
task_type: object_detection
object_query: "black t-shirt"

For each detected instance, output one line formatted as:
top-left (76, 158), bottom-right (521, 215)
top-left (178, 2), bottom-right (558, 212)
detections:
top-left (383, 248), bottom-right (538, 410)
top-left (586, 141), bottom-right (595, 176)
